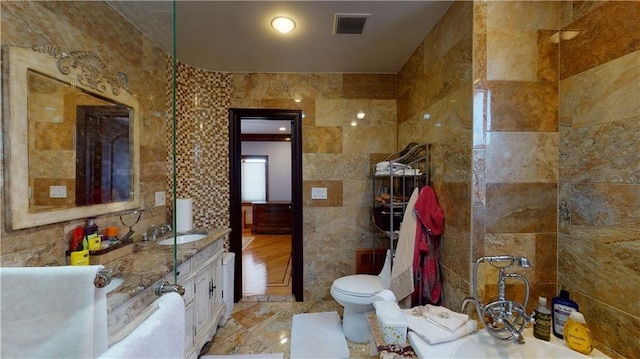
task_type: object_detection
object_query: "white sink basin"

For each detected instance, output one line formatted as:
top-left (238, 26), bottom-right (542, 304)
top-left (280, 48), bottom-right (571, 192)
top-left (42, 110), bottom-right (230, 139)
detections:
top-left (409, 327), bottom-right (610, 358)
top-left (158, 233), bottom-right (207, 245)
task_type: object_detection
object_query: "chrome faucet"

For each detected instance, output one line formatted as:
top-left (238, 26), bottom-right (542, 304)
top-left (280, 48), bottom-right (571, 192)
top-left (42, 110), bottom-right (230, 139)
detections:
top-left (148, 224), bottom-right (172, 241)
top-left (469, 255), bottom-right (534, 344)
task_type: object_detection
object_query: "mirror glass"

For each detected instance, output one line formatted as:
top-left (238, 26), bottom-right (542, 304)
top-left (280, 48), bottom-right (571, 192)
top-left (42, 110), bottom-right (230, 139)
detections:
top-left (27, 70), bottom-right (134, 213)
top-left (4, 45), bottom-right (140, 229)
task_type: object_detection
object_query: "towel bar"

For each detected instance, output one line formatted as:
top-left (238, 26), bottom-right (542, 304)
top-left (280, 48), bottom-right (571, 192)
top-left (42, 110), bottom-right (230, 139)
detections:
top-left (94, 268), bottom-right (112, 288)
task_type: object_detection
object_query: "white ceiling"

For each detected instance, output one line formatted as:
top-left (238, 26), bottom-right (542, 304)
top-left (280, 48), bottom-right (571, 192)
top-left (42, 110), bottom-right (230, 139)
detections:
top-left (107, 1), bottom-right (453, 74)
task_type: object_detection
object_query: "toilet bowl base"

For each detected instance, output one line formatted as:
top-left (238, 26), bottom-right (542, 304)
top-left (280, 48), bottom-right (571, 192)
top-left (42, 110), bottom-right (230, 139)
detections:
top-left (342, 307), bottom-right (370, 343)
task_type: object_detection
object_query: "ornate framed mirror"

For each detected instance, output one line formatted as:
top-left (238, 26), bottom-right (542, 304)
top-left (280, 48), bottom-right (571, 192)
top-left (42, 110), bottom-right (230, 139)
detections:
top-left (3, 45), bottom-right (140, 229)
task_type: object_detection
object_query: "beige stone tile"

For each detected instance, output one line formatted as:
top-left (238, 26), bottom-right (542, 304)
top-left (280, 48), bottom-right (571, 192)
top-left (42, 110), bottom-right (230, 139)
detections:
top-left (486, 183), bottom-right (557, 233)
top-left (486, 132), bottom-right (538, 183)
top-left (474, 1), bottom-right (487, 35)
top-left (343, 125), bottom-right (397, 155)
top-left (316, 99), bottom-right (396, 127)
top-left (342, 179), bottom-right (372, 209)
top-left (472, 149), bottom-right (486, 207)
top-left (302, 153), bottom-right (370, 181)
top-left (397, 42), bottom-right (424, 99)
top-left (471, 205), bottom-right (486, 262)
top-left (487, 1), bottom-right (560, 30)
top-left (559, 233), bottom-right (640, 320)
top-left (441, 225), bottom-right (471, 280)
top-left (535, 233), bottom-right (557, 284)
top-left (558, 77), bottom-right (573, 127)
top-left (473, 33), bottom-right (487, 83)
top-left (536, 132), bottom-right (559, 183)
top-left (312, 207), bottom-right (370, 236)
top-left (560, 1), bottom-right (640, 79)
top-left (570, 183), bottom-right (640, 227)
top-left (426, 1), bottom-right (473, 59)
top-left (232, 302), bottom-right (277, 329)
top-left (537, 30), bottom-right (559, 82)
top-left (439, 182), bottom-right (472, 231)
top-left (342, 74), bottom-right (396, 100)
top-left (302, 180), bottom-right (342, 207)
top-left (571, 50), bottom-right (640, 128)
top-left (301, 126), bottom-right (342, 154)
top-left (482, 81), bottom-right (558, 132)
top-left (559, 118), bottom-right (640, 184)
top-left (487, 28), bottom-right (538, 81)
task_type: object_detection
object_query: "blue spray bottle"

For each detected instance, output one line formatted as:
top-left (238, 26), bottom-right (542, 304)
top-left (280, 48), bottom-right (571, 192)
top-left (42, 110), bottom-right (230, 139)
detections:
top-left (551, 289), bottom-right (579, 339)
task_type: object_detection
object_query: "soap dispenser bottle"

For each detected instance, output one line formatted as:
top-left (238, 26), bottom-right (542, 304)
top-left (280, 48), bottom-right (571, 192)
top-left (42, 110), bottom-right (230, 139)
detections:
top-left (533, 296), bottom-right (551, 341)
top-left (563, 311), bottom-right (593, 355)
top-left (552, 289), bottom-right (579, 339)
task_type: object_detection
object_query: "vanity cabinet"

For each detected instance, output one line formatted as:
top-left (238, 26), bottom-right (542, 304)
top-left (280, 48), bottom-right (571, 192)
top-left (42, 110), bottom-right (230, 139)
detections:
top-left (173, 238), bottom-right (225, 359)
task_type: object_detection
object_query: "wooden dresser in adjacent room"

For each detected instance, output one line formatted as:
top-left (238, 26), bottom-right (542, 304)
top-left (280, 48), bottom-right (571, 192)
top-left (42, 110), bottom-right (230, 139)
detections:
top-left (251, 201), bottom-right (292, 234)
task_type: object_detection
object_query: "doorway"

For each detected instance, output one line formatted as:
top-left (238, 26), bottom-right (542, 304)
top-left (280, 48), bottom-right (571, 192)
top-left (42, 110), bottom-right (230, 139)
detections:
top-left (229, 108), bottom-right (303, 301)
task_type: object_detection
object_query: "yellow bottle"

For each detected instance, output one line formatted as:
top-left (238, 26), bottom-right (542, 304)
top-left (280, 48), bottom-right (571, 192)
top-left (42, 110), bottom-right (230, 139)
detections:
top-left (563, 311), bottom-right (593, 355)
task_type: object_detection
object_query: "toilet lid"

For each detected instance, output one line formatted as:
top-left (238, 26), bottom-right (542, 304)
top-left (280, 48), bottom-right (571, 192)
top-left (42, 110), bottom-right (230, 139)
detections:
top-left (333, 275), bottom-right (384, 297)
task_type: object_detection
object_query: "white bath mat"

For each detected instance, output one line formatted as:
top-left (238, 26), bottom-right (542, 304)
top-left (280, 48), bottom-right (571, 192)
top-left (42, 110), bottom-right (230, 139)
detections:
top-left (201, 355), bottom-right (283, 359)
top-left (290, 311), bottom-right (349, 359)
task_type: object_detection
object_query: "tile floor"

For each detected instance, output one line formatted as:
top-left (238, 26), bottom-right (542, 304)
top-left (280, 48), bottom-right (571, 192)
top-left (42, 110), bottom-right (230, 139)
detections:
top-left (203, 296), bottom-right (372, 358)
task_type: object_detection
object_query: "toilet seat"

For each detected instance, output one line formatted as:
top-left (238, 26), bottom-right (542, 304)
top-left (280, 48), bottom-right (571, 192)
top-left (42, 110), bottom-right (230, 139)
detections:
top-left (332, 274), bottom-right (383, 297)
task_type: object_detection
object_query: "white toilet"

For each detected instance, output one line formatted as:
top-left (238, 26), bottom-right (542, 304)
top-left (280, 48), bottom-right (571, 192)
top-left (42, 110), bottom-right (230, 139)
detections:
top-left (330, 249), bottom-right (394, 343)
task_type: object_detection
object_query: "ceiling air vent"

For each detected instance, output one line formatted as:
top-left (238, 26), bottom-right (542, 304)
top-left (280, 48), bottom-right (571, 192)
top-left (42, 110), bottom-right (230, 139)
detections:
top-left (333, 13), bottom-right (370, 35)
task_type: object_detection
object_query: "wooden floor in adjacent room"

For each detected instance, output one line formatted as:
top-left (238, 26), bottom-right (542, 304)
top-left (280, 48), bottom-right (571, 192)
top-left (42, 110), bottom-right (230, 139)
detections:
top-left (242, 229), bottom-right (292, 297)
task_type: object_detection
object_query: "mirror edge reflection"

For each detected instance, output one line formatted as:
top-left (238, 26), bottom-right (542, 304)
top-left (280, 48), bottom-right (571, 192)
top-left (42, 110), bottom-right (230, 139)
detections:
top-left (3, 45), bottom-right (141, 230)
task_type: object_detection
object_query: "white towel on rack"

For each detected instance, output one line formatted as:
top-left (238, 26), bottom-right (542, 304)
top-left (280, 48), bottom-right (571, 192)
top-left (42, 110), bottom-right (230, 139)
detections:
top-left (390, 187), bottom-right (420, 302)
top-left (0, 265), bottom-right (108, 358)
top-left (99, 292), bottom-right (185, 359)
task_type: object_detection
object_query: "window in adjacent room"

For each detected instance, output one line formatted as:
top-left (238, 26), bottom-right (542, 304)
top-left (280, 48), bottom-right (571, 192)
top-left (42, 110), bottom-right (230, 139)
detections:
top-left (241, 155), bottom-right (268, 203)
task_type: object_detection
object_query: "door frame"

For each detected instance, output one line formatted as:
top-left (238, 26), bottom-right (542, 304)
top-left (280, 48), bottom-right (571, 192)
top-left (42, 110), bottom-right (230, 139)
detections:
top-left (229, 108), bottom-right (303, 301)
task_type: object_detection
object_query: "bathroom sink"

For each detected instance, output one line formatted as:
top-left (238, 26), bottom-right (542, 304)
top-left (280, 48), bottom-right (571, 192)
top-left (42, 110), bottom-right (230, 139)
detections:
top-left (158, 233), bottom-right (207, 245)
top-left (408, 327), bottom-right (610, 358)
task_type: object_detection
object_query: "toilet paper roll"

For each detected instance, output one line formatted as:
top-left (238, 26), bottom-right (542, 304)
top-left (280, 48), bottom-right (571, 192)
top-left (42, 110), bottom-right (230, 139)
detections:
top-left (372, 289), bottom-right (397, 303)
top-left (176, 198), bottom-right (193, 233)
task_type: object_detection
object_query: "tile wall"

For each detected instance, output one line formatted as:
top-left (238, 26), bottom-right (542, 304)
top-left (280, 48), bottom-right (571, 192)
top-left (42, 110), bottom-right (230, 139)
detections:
top-left (396, 1), bottom-right (474, 311)
top-left (2, 1), bottom-right (638, 356)
top-left (472, 0), bottom-right (561, 312)
top-left (557, 2), bottom-right (640, 357)
top-left (168, 61), bottom-right (231, 230)
top-left (0, 1), bottom-right (169, 266)
top-left (230, 73), bottom-right (398, 300)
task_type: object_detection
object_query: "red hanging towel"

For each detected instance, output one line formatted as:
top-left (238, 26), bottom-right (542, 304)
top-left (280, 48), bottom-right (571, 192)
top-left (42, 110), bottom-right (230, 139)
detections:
top-left (412, 186), bottom-right (444, 306)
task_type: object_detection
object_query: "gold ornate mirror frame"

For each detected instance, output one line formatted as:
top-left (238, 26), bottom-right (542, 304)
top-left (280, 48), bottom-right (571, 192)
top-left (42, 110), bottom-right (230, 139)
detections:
top-left (3, 45), bottom-right (141, 230)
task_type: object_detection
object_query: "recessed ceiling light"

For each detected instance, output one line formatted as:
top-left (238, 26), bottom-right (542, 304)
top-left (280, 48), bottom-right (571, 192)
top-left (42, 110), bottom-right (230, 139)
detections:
top-left (271, 16), bottom-right (296, 34)
top-left (279, 127), bottom-right (286, 131)
top-left (356, 111), bottom-right (365, 119)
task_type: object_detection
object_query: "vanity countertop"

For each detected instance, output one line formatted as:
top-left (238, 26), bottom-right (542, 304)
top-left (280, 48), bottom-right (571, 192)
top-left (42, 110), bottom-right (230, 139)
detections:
top-left (102, 228), bottom-right (230, 313)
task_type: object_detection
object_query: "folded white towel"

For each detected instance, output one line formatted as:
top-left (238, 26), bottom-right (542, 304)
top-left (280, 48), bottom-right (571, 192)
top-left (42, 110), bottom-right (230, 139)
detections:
top-left (403, 309), bottom-right (477, 344)
top-left (375, 169), bottom-right (421, 176)
top-left (100, 292), bottom-right (185, 359)
top-left (0, 265), bottom-right (108, 358)
top-left (413, 304), bottom-right (470, 332)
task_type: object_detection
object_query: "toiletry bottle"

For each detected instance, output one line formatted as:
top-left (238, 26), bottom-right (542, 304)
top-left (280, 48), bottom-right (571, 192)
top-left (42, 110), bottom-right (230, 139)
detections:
top-left (552, 289), bottom-right (579, 339)
top-left (84, 217), bottom-right (99, 238)
top-left (563, 311), bottom-right (593, 355)
top-left (533, 296), bottom-right (551, 341)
